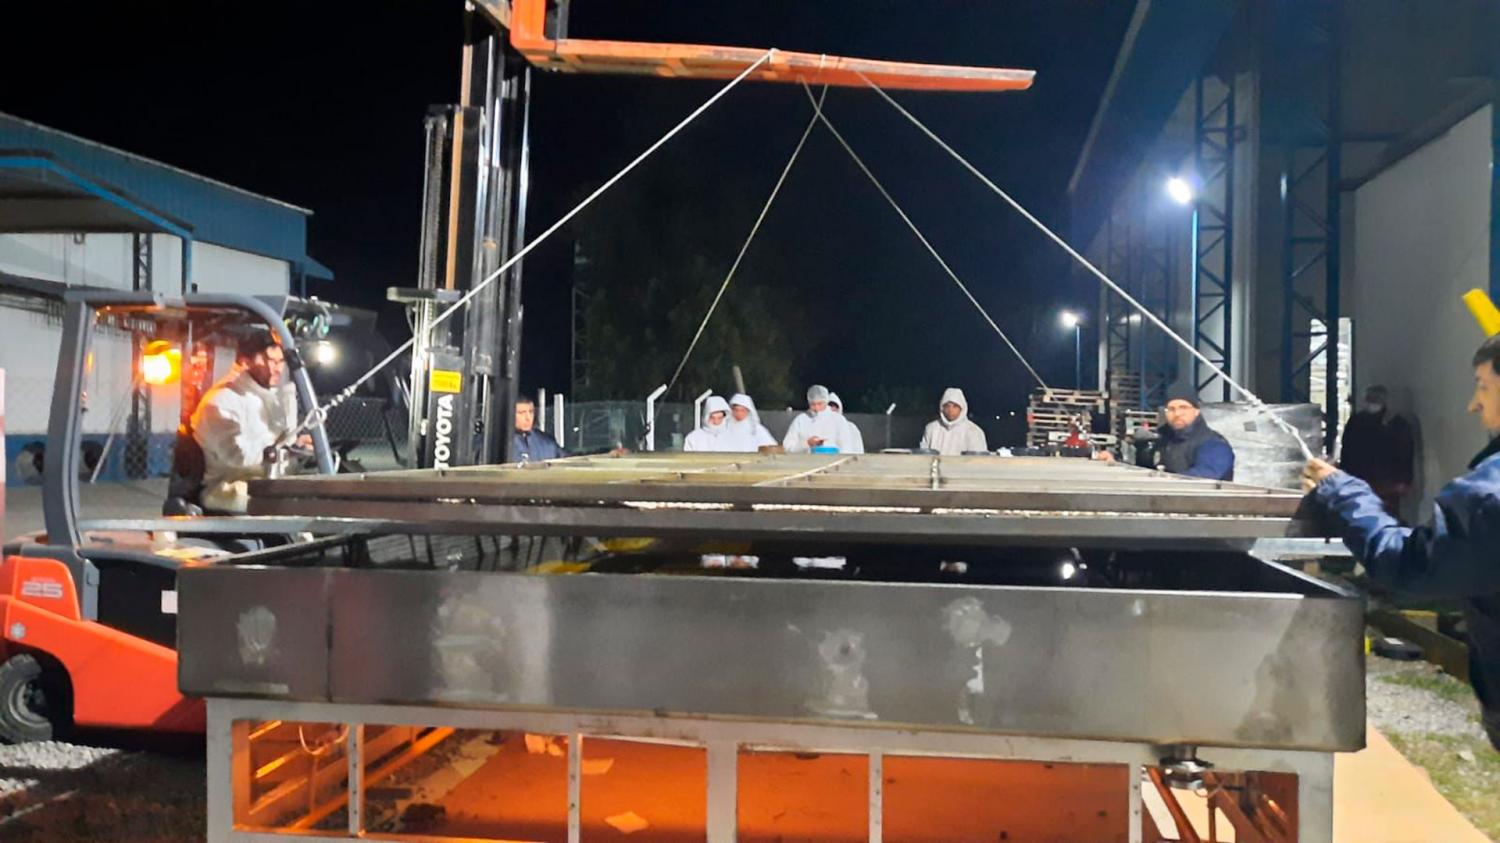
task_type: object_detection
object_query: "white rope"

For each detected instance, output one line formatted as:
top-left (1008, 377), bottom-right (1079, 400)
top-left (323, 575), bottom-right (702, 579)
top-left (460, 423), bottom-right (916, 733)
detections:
top-left (855, 72), bottom-right (1317, 460)
top-left (665, 85), bottom-right (827, 393)
top-left (300, 48), bottom-right (778, 432)
top-left (800, 82), bottom-right (1049, 391)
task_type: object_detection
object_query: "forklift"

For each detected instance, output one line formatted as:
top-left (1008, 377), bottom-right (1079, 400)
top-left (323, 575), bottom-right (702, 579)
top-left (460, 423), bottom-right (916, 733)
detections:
top-left (0, 289), bottom-right (342, 742)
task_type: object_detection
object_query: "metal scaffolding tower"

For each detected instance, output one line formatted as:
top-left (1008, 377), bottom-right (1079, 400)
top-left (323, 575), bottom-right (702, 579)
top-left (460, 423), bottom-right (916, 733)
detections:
top-left (1271, 0), bottom-right (1342, 452)
top-left (1190, 74), bottom-right (1236, 402)
top-left (1136, 211), bottom-right (1176, 409)
top-left (1104, 211), bottom-right (1134, 396)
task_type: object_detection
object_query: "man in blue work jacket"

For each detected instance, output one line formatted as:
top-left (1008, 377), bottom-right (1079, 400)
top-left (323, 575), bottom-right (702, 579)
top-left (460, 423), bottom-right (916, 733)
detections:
top-left (1303, 335), bottom-right (1500, 751)
top-left (1100, 393), bottom-right (1236, 479)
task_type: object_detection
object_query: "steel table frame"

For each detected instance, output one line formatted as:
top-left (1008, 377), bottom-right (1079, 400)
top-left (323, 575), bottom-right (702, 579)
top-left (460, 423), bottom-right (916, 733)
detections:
top-left (206, 697), bottom-right (1334, 843)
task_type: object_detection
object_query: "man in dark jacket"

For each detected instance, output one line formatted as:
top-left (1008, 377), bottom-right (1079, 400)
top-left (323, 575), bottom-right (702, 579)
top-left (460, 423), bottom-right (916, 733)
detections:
top-left (1097, 394), bottom-right (1234, 480)
top-left (1140, 394), bottom-right (1236, 480)
top-left (511, 395), bottom-right (566, 462)
top-left (1338, 385), bottom-right (1415, 515)
top-left (1303, 335), bottom-right (1500, 751)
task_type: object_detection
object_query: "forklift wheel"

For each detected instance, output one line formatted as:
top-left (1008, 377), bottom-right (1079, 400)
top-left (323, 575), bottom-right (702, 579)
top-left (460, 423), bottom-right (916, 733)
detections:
top-left (0, 654), bottom-right (66, 744)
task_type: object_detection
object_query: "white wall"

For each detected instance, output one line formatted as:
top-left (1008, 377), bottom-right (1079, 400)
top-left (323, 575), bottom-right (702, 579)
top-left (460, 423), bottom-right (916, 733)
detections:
top-left (0, 233), bottom-right (289, 296)
top-left (0, 307), bottom-right (180, 435)
top-left (190, 241), bottom-right (289, 296)
top-left (1350, 105), bottom-right (1493, 514)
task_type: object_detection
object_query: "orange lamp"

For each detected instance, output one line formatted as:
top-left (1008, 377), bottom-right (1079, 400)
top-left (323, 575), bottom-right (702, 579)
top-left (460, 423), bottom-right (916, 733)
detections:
top-left (141, 340), bottom-right (182, 386)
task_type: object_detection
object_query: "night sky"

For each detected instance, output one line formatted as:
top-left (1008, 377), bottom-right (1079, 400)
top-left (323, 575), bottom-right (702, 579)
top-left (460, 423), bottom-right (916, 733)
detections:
top-left (1, 1), bottom-right (1131, 414)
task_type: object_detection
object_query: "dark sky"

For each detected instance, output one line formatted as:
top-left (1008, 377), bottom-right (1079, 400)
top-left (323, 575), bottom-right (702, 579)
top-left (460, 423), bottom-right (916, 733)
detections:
top-left (1, 1), bottom-right (1131, 413)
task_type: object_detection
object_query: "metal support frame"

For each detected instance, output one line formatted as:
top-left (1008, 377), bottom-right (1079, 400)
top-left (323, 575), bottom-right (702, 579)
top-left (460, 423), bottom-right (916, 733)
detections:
top-left (1274, 0), bottom-right (1343, 453)
top-left (1136, 211), bottom-right (1176, 409)
top-left (203, 697), bottom-right (1336, 843)
top-left (569, 239), bottom-right (592, 395)
top-left (1104, 210), bottom-right (1134, 390)
top-left (125, 233), bottom-right (153, 480)
top-left (1191, 74), bottom-right (1236, 401)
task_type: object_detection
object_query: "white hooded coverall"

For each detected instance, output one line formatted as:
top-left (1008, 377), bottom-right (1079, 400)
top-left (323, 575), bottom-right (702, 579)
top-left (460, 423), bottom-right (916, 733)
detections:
top-left (827, 392), bottom-right (866, 454)
top-left (684, 395), bottom-right (733, 451)
top-left (919, 387), bottom-right (989, 455)
top-left (724, 393), bottom-right (777, 452)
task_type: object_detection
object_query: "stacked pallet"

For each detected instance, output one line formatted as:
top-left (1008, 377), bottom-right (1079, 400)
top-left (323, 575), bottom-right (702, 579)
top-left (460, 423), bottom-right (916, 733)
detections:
top-left (1026, 387), bottom-right (1107, 448)
top-left (1106, 372), bottom-right (1144, 439)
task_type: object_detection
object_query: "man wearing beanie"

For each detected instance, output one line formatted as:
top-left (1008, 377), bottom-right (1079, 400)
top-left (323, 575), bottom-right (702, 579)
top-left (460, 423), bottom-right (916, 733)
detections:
top-left (1149, 392), bottom-right (1235, 480)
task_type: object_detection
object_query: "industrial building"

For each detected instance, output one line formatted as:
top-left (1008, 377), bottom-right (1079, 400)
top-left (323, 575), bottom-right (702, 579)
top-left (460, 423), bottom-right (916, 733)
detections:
top-left (1072, 0), bottom-right (1496, 518)
top-left (0, 111), bottom-right (332, 484)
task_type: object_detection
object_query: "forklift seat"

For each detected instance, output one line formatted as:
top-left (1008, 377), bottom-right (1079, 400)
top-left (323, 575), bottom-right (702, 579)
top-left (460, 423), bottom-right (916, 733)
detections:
top-left (163, 430), bottom-right (210, 516)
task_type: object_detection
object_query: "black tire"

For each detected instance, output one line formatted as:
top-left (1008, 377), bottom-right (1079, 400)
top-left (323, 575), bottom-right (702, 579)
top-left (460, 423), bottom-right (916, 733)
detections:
top-left (0, 653), bottom-right (67, 744)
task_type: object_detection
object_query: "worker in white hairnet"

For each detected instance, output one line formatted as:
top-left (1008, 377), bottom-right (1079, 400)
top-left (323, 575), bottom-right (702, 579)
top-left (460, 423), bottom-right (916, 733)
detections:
top-left (724, 393), bottom-right (777, 452)
top-left (827, 392), bottom-right (866, 454)
top-left (919, 387), bottom-right (989, 455)
top-left (783, 384), bottom-right (854, 453)
top-left (684, 395), bottom-right (732, 451)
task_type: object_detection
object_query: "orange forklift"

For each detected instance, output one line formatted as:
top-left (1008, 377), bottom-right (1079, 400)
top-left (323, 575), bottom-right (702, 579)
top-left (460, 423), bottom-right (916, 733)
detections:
top-left (0, 288), bottom-right (343, 743)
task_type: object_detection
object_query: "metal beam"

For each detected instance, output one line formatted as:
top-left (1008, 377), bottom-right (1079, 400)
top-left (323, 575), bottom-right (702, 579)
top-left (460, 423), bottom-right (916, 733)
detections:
top-left (1191, 74), bottom-right (1235, 401)
top-left (1273, 0), bottom-right (1343, 453)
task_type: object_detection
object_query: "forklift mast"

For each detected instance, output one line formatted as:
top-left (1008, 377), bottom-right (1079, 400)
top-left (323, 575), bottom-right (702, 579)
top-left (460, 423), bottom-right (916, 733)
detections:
top-left (401, 3), bottom-right (534, 469)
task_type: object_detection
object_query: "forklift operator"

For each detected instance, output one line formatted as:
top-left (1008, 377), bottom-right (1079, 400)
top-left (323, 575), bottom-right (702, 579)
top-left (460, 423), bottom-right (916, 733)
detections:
top-left (191, 331), bottom-right (308, 513)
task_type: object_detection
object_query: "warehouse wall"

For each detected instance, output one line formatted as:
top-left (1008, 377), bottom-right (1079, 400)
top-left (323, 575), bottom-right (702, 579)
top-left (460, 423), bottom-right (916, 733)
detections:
top-left (0, 233), bottom-right (289, 295)
top-left (1348, 104), bottom-right (1493, 515)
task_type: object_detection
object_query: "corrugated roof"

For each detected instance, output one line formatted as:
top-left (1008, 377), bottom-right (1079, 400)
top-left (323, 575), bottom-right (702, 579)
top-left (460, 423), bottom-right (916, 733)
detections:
top-left (0, 111), bottom-right (327, 274)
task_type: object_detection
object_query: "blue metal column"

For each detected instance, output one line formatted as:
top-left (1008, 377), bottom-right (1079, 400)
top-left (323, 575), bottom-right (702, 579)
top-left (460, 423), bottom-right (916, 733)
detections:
top-left (1492, 58), bottom-right (1500, 301)
top-left (1274, 0), bottom-right (1342, 452)
top-left (1191, 75), bottom-right (1236, 401)
top-left (1138, 210), bottom-right (1176, 409)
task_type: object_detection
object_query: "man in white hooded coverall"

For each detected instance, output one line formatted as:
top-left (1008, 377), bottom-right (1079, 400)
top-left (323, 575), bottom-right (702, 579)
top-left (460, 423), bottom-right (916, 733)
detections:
top-left (725, 393), bottom-right (777, 452)
top-left (827, 392), bottom-right (866, 454)
top-left (783, 384), bottom-right (856, 453)
top-left (192, 331), bottom-right (307, 512)
top-left (919, 388), bottom-right (988, 455)
top-left (684, 395), bottom-right (732, 451)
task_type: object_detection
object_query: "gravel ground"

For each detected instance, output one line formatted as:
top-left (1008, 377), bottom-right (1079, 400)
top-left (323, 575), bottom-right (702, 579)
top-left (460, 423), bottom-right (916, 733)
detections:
top-left (1366, 654), bottom-right (1490, 742)
top-left (0, 735), bottom-right (204, 842)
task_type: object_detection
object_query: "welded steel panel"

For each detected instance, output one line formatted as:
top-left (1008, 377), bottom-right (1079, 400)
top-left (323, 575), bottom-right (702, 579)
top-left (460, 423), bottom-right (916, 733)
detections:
top-left (248, 454), bottom-right (1311, 546)
top-left (176, 565), bottom-right (333, 700)
top-left (178, 563), bottom-right (1364, 751)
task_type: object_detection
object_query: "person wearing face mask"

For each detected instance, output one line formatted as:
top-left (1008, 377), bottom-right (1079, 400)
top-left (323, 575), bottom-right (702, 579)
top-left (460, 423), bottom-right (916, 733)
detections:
top-left (919, 388), bottom-right (988, 455)
top-left (684, 395), bottom-right (732, 451)
top-left (1337, 385), bottom-right (1414, 515)
top-left (783, 384), bottom-right (851, 453)
top-left (1303, 335), bottom-right (1500, 752)
top-left (725, 393), bottom-right (776, 452)
top-left (826, 392), bottom-right (866, 455)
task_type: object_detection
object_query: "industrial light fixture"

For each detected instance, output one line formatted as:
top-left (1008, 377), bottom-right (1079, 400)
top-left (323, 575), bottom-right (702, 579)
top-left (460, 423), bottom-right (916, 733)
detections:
top-left (1059, 310), bottom-right (1081, 329)
top-left (1166, 175), bottom-right (1194, 206)
top-left (141, 340), bottom-right (181, 386)
top-left (311, 341), bottom-right (339, 366)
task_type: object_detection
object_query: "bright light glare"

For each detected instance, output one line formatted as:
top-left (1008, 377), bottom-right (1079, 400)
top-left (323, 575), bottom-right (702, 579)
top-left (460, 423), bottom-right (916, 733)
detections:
top-left (1059, 310), bottom-right (1081, 329)
top-left (312, 341), bottom-right (338, 365)
top-left (141, 341), bottom-right (181, 386)
top-left (1059, 561), bottom-right (1079, 581)
top-left (1166, 176), bottom-right (1194, 205)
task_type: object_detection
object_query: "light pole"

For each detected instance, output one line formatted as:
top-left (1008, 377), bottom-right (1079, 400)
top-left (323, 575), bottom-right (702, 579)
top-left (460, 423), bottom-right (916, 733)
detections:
top-left (1060, 310), bottom-right (1082, 389)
